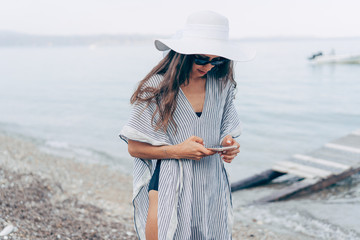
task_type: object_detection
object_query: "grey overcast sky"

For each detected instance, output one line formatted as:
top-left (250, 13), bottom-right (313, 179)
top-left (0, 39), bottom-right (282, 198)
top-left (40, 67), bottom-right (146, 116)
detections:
top-left (1, 0), bottom-right (360, 38)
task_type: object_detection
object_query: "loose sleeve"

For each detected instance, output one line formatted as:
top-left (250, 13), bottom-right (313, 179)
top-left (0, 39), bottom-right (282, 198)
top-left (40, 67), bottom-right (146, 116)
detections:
top-left (119, 75), bottom-right (173, 240)
top-left (119, 75), bottom-right (171, 147)
top-left (219, 83), bottom-right (242, 144)
top-left (119, 101), bottom-right (171, 146)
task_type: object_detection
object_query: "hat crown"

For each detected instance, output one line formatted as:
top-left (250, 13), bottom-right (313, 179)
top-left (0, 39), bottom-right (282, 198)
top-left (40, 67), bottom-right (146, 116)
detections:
top-left (154, 11), bottom-right (256, 62)
top-left (186, 11), bottom-right (229, 29)
top-left (183, 11), bottom-right (229, 40)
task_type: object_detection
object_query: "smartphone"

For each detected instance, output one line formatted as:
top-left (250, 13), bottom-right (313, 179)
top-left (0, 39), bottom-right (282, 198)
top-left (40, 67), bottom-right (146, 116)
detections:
top-left (207, 145), bottom-right (237, 152)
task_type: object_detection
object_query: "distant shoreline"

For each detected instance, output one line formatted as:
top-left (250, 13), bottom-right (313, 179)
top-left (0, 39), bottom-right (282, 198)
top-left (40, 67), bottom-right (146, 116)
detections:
top-left (1, 30), bottom-right (360, 47)
top-left (0, 31), bottom-right (162, 47)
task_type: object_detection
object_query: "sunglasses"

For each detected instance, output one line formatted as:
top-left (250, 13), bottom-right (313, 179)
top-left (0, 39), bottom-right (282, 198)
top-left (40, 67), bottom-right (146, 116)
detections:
top-left (193, 55), bottom-right (228, 66)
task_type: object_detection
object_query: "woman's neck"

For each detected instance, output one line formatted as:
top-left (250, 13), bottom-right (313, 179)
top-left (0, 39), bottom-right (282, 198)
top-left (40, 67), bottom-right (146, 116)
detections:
top-left (189, 72), bottom-right (207, 82)
top-left (183, 75), bottom-right (206, 88)
top-left (181, 77), bottom-right (206, 112)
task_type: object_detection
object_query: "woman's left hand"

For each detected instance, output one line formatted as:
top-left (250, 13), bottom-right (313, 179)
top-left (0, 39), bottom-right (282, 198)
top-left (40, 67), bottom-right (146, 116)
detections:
top-left (220, 135), bottom-right (240, 163)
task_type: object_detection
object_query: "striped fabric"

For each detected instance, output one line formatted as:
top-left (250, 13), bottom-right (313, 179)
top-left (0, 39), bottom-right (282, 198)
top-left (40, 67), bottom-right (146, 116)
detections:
top-left (120, 73), bottom-right (242, 239)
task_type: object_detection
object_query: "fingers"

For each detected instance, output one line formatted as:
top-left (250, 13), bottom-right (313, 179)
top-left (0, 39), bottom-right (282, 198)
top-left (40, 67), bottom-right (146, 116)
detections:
top-left (180, 136), bottom-right (216, 161)
top-left (222, 135), bottom-right (234, 146)
top-left (197, 144), bottom-right (216, 156)
top-left (182, 136), bottom-right (216, 160)
top-left (221, 151), bottom-right (238, 159)
top-left (188, 136), bottom-right (215, 156)
top-left (220, 140), bottom-right (240, 163)
top-left (220, 152), bottom-right (237, 163)
top-left (189, 136), bottom-right (204, 145)
top-left (191, 151), bottom-right (215, 161)
top-left (221, 142), bottom-right (240, 155)
top-left (202, 148), bottom-right (216, 156)
top-left (223, 158), bottom-right (233, 163)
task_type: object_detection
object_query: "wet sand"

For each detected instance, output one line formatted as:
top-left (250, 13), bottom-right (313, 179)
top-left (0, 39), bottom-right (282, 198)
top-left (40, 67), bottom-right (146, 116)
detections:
top-left (0, 132), bottom-right (291, 239)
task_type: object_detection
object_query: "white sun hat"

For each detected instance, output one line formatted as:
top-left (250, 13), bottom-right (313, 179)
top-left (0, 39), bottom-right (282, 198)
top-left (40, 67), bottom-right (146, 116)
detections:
top-left (154, 11), bottom-right (256, 62)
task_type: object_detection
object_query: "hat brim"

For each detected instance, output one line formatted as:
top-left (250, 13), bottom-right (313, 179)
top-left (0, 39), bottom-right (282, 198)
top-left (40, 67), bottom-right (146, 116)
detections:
top-left (155, 38), bottom-right (256, 62)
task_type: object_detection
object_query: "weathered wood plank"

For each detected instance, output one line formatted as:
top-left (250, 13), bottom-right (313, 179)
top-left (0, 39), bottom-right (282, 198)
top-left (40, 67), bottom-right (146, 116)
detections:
top-left (256, 164), bottom-right (360, 203)
top-left (231, 130), bottom-right (360, 202)
top-left (325, 143), bottom-right (360, 154)
top-left (256, 178), bottom-right (318, 203)
top-left (290, 156), bottom-right (346, 174)
top-left (231, 169), bottom-right (285, 192)
top-left (272, 165), bottom-right (317, 179)
top-left (292, 154), bottom-right (350, 170)
top-left (310, 147), bottom-right (360, 166)
top-left (274, 161), bottom-right (333, 178)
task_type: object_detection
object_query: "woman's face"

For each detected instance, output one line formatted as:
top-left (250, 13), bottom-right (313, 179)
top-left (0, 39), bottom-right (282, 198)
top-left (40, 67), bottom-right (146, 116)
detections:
top-left (190, 54), bottom-right (222, 79)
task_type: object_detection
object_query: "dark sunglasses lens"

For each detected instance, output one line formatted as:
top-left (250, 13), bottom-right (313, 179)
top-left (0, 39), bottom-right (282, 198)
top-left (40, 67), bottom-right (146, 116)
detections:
top-left (194, 58), bottom-right (208, 65)
top-left (194, 56), bottom-right (228, 66)
top-left (211, 60), bottom-right (226, 66)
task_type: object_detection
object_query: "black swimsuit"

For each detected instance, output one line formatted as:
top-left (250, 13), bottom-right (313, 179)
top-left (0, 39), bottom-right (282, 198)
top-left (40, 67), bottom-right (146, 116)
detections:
top-left (148, 112), bottom-right (202, 192)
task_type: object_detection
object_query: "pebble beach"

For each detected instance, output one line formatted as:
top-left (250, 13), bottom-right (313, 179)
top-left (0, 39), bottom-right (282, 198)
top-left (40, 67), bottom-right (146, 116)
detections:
top-left (0, 132), bottom-right (299, 240)
top-left (0, 132), bottom-right (135, 239)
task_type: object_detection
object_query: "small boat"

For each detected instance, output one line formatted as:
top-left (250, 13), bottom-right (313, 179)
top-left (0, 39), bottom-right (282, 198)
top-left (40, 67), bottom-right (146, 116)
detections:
top-left (308, 51), bottom-right (360, 64)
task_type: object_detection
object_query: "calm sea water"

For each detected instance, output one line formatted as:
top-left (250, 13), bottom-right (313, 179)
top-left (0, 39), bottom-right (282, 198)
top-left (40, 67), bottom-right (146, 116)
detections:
top-left (1, 39), bottom-right (360, 239)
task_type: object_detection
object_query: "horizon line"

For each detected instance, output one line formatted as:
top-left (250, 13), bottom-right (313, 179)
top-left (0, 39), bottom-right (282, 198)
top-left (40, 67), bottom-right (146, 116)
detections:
top-left (1, 30), bottom-right (360, 40)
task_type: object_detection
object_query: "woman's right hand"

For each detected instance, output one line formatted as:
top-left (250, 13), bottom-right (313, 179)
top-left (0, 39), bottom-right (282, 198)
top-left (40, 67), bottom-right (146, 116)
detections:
top-left (174, 136), bottom-right (215, 161)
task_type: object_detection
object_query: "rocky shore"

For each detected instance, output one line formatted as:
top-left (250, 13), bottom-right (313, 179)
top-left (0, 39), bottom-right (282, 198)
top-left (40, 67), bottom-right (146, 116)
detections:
top-left (0, 132), bottom-right (135, 239)
top-left (0, 132), bottom-right (287, 239)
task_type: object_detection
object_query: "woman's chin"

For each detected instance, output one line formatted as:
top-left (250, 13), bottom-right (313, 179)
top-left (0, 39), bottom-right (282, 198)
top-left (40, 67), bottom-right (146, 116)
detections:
top-left (190, 69), bottom-right (208, 80)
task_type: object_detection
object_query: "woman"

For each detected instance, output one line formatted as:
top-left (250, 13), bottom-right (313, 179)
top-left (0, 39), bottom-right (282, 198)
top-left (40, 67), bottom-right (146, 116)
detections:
top-left (120, 11), bottom-right (255, 240)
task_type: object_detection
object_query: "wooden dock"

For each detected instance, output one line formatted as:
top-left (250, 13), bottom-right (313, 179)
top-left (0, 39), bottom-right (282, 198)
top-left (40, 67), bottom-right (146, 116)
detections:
top-left (231, 130), bottom-right (360, 203)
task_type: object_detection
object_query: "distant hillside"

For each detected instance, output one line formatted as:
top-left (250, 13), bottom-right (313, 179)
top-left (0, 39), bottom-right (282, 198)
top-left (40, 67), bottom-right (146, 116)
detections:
top-left (1, 31), bottom-right (359, 47)
top-left (0, 31), bottom-right (166, 47)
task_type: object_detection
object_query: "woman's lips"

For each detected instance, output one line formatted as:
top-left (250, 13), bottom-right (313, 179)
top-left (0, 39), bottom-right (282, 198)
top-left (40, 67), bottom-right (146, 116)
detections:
top-left (198, 69), bottom-right (206, 74)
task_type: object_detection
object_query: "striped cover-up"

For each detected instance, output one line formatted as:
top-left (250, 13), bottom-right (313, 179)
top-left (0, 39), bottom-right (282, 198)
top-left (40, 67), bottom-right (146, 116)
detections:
top-left (120, 73), bottom-right (242, 239)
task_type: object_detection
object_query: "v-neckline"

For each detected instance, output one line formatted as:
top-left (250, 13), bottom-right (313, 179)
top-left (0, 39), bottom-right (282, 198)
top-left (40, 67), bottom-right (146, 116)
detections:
top-left (179, 78), bottom-right (209, 119)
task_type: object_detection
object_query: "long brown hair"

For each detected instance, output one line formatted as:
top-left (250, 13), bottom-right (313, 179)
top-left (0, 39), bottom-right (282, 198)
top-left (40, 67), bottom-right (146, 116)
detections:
top-left (131, 50), bottom-right (235, 131)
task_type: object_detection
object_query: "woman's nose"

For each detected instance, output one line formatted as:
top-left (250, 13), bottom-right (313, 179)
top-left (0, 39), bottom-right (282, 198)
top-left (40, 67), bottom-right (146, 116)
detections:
top-left (205, 63), bottom-right (215, 71)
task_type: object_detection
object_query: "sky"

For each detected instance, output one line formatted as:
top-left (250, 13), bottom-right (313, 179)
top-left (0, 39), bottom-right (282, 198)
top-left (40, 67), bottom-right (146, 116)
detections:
top-left (1, 0), bottom-right (360, 38)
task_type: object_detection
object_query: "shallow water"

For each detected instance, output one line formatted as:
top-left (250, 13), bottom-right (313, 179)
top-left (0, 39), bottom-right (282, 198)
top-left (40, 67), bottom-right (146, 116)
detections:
top-left (0, 39), bottom-right (360, 238)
